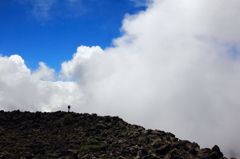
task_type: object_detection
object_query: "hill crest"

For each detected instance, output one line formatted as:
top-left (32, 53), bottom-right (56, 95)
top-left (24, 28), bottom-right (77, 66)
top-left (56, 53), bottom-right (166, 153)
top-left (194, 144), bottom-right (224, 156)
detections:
top-left (0, 110), bottom-right (228, 159)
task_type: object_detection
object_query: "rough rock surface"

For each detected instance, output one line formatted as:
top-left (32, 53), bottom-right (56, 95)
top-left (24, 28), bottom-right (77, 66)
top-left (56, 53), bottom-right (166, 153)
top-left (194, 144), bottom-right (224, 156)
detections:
top-left (0, 110), bottom-right (228, 159)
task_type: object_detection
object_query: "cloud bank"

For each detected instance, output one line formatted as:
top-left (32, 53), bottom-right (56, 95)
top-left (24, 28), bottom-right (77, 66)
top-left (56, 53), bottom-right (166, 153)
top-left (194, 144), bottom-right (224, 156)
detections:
top-left (0, 55), bottom-right (83, 112)
top-left (1, 0), bottom-right (240, 158)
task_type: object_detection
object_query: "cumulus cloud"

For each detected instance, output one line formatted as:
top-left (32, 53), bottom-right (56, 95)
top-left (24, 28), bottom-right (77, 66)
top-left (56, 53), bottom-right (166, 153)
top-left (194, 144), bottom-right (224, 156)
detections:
top-left (1, 0), bottom-right (240, 158)
top-left (58, 0), bottom-right (240, 157)
top-left (0, 55), bottom-right (83, 112)
top-left (32, 62), bottom-right (55, 81)
top-left (60, 46), bottom-right (104, 80)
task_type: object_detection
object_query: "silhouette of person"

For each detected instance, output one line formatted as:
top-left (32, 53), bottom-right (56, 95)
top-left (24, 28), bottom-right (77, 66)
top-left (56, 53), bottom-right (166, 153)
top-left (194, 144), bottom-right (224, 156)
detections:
top-left (68, 105), bottom-right (71, 112)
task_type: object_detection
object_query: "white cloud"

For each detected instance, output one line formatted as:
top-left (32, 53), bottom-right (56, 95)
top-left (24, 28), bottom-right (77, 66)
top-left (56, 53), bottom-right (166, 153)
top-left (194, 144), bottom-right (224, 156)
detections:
top-left (60, 45), bottom-right (104, 80)
top-left (0, 55), bottom-right (83, 112)
top-left (32, 62), bottom-right (55, 81)
top-left (0, 55), bottom-right (30, 87)
top-left (58, 0), bottom-right (240, 157)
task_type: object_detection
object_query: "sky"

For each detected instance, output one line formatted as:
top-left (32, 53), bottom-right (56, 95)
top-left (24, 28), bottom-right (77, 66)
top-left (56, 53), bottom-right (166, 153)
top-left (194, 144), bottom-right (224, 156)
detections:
top-left (0, 0), bottom-right (240, 158)
top-left (0, 0), bottom-right (147, 71)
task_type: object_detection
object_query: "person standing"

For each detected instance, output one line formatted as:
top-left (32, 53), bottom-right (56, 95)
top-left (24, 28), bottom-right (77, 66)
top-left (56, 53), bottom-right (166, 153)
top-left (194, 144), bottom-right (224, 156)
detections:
top-left (68, 105), bottom-right (71, 112)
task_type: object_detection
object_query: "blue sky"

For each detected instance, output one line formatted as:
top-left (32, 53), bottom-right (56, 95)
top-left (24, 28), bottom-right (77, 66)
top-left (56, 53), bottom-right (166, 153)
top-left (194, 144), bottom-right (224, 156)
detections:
top-left (0, 0), bottom-right (146, 71)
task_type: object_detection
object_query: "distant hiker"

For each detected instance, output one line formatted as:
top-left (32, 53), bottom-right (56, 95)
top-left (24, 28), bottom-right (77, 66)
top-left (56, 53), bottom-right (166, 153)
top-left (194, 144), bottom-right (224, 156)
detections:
top-left (68, 105), bottom-right (71, 112)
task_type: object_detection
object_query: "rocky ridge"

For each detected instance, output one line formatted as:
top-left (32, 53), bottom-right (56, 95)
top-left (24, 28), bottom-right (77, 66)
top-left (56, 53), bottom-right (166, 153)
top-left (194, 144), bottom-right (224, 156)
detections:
top-left (0, 110), bottom-right (230, 159)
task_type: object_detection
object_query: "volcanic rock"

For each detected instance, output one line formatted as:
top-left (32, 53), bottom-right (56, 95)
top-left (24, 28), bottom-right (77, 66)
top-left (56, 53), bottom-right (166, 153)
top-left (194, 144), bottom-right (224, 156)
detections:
top-left (0, 110), bottom-right (229, 159)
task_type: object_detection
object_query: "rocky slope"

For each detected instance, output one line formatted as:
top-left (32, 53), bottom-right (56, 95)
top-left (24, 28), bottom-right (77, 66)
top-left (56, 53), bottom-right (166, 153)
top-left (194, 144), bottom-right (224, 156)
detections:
top-left (0, 110), bottom-right (230, 159)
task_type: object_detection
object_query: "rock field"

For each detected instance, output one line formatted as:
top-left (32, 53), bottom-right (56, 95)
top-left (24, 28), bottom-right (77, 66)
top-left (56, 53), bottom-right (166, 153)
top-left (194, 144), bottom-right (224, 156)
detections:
top-left (0, 110), bottom-right (229, 159)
